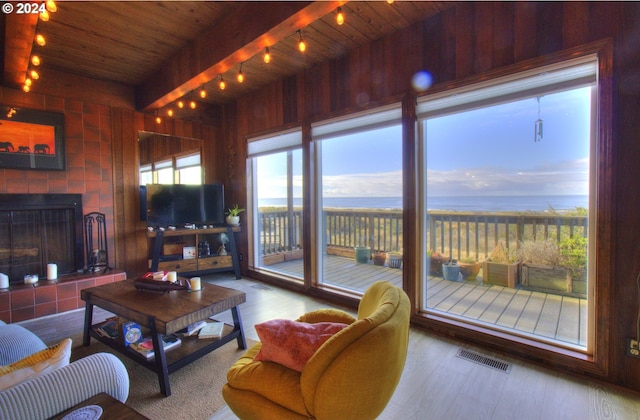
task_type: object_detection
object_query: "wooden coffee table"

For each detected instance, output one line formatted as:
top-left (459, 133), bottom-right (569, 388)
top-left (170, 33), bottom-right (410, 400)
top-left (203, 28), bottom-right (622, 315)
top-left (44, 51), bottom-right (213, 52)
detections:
top-left (50, 393), bottom-right (149, 419)
top-left (81, 280), bottom-right (246, 397)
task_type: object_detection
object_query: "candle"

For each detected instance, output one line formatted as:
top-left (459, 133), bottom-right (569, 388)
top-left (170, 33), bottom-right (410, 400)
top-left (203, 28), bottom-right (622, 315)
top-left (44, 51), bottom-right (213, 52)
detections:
top-left (167, 271), bottom-right (177, 282)
top-left (24, 274), bottom-right (38, 285)
top-left (190, 277), bottom-right (201, 290)
top-left (0, 273), bottom-right (8, 289)
top-left (47, 263), bottom-right (58, 280)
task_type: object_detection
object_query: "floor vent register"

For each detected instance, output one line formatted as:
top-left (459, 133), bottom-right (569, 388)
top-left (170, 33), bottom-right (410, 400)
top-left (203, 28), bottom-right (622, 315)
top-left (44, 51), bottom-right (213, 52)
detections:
top-left (456, 348), bottom-right (512, 373)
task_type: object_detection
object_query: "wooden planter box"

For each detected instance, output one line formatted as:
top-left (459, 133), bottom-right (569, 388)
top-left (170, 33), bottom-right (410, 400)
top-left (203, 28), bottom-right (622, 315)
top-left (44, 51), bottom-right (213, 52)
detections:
top-left (482, 261), bottom-right (520, 288)
top-left (521, 264), bottom-right (569, 293)
top-left (521, 264), bottom-right (587, 298)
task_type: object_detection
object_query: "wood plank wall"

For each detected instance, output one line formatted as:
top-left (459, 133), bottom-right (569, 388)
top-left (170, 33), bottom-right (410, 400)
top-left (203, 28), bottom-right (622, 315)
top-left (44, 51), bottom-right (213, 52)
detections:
top-left (224, 1), bottom-right (640, 392)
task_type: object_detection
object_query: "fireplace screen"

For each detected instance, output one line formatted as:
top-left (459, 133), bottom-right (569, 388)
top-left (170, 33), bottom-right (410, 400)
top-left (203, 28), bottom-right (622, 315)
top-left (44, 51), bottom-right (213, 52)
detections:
top-left (0, 194), bottom-right (83, 284)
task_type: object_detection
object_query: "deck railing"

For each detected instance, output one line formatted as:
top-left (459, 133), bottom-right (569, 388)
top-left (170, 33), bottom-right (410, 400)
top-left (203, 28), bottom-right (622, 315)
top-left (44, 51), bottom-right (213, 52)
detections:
top-left (257, 208), bottom-right (588, 259)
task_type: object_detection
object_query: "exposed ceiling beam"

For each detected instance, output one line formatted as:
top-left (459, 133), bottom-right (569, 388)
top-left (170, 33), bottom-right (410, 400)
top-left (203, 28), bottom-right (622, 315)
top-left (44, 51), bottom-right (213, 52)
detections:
top-left (136, 1), bottom-right (345, 111)
top-left (3, 13), bottom-right (38, 88)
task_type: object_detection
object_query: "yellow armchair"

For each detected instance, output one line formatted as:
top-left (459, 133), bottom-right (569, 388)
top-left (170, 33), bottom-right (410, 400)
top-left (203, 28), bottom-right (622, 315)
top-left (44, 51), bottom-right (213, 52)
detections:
top-left (222, 280), bottom-right (410, 420)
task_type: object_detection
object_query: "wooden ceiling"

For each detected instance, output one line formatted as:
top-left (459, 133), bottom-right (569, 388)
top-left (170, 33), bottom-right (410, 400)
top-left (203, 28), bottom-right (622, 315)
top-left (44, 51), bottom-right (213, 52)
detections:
top-left (2, 1), bottom-right (453, 113)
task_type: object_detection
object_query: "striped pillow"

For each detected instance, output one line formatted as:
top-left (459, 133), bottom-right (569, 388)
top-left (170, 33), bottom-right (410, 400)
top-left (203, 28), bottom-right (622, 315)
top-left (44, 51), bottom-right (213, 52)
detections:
top-left (0, 338), bottom-right (72, 391)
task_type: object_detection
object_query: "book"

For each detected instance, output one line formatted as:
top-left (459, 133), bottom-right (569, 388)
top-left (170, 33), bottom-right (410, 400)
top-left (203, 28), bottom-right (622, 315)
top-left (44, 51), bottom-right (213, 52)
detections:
top-left (176, 320), bottom-right (208, 337)
top-left (96, 319), bottom-right (119, 340)
top-left (198, 321), bottom-right (225, 339)
top-left (130, 335), bottom-right (182, 360)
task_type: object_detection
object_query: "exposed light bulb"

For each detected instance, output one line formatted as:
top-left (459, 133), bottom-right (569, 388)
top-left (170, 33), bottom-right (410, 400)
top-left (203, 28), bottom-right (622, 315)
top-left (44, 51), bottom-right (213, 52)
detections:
top-left (219, 76), bottom-right (226, 90)
top-left (190, 100), bottom-right (196, 109)
top-left (386, 0), bottom-right (394, 4)
top-left (155, 116), bottom-right (162, 124)
top-left (24, 78), bottom-right (32, 87)
top-left (167, 109), bottom-right (174, 117)
top-left (263, 47), bottom-right (271, 63)
top-left (31, 55), bottom-right (40, 66)
top-left (46, 0), bottom-right (57, 13)
top-left (40, 9), bottom-right (50, 21)
top-left (177, 100), bottom-right (184, 109)
top-left (199, 87), bottom-right (206, 98)
top-left (336, 7), bottom-right (344, 25)
top-left (30, 69), bottom-right (39, 80)
top-left (36, 34), bottom-right (46, 47)
top-left (23, 84), bottom-right (30, 93)
top-left (298, 32), bottom-right (306, 53)
top-left (237, 67), bottom-right (244, 83)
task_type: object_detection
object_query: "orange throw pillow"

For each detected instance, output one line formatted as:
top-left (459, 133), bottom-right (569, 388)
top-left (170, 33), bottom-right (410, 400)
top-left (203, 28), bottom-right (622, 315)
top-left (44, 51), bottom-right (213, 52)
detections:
top-left (254, 319), bottom-right (348, 372)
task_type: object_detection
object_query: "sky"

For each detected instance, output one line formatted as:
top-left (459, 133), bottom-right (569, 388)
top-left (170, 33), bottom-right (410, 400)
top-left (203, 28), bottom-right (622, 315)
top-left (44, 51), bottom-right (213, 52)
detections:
top-left (256, 85), bottom-right (591, 199)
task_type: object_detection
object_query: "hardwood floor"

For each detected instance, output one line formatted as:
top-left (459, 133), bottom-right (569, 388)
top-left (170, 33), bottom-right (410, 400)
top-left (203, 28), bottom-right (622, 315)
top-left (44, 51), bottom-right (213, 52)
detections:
top-left (17, 273), bottom-right (640, 420)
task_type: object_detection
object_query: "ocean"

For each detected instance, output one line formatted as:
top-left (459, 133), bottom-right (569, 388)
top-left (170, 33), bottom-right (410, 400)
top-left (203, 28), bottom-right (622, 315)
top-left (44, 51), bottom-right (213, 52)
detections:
top-left (258, 195), bottom-right (588, 212)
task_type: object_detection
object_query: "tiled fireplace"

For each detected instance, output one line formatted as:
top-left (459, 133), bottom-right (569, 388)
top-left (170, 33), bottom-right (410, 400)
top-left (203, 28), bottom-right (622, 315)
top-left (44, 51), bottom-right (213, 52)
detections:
top-left (0, 193), bottom-right (126, 323)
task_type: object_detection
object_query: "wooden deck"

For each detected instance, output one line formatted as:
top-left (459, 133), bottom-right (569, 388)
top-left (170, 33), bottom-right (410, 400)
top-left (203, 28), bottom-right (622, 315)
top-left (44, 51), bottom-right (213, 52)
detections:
top-left (267, 255), bottom-right (587, 348)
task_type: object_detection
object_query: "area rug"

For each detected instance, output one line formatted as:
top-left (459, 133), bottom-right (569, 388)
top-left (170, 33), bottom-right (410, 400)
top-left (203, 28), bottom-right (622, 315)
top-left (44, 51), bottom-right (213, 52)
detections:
top-left (70, 333), bottom-right (254, 420)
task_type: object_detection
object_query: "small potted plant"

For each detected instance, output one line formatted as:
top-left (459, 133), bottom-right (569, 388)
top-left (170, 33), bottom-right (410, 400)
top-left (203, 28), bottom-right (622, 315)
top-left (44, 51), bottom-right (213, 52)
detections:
top-left (427, 250), bottom-right (449, 276)
top-left (372, 251), bottom-right (387, 266)
top-left (442, 259), bottom-right (461, 281)
top-left (458, 257), bottom-right (482, 281)
top-left (225, 204), bottom-right (245, 226)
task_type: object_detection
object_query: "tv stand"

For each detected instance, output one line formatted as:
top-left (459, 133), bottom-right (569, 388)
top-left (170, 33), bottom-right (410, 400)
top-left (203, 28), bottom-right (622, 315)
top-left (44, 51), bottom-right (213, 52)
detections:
top-left (147, 225), bottom-right (241, 279)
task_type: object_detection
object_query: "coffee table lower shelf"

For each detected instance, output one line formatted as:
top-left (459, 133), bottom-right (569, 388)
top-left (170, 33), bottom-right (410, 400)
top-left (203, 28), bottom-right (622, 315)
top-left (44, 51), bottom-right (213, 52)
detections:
top-left (87, 321), bottom-right (244, 396)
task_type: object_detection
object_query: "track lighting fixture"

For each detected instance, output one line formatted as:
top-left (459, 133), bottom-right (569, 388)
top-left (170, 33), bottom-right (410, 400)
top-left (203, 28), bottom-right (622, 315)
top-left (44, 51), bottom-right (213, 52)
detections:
top-left (336, 7), bottom-right (344, 25)
top-left (237, 63), bottom-right (244, 83)
top-left (297, 30), bottom-right (306, 52)
top-left (263, 47), bottom-right (271, 64)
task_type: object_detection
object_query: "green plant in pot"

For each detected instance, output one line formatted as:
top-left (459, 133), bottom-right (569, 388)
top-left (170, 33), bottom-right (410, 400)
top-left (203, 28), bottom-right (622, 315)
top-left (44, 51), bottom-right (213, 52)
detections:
top-left (458, 257), bottom-right (482, 281)
top-left (427, 250), bottom-right (449, 276)
top-left (372, 251), bottom-right (387, 266)
top-left (559, 236), bottom-right (588, 296)
top-left (225, 204), bottom-right (245, 226)
top-left (516, 239), bottom-right (566, 293)
top-left (442, 259), bottom-right (461, 281)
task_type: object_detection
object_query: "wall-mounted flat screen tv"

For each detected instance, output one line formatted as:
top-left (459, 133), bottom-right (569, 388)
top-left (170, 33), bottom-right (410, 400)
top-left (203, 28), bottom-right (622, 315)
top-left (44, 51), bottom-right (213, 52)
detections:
top-left (144, 184), bottom-right (225, 227)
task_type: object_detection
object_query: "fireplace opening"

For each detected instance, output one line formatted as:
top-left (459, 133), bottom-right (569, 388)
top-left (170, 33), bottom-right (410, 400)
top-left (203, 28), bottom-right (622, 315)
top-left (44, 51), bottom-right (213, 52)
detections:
top-left (0, 194), bottom-right (84, 284)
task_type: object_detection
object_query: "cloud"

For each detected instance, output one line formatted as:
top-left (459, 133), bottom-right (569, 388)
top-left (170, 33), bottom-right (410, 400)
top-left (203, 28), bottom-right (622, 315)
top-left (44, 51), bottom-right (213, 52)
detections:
top-left (427, 158), bottom-right (588, 196)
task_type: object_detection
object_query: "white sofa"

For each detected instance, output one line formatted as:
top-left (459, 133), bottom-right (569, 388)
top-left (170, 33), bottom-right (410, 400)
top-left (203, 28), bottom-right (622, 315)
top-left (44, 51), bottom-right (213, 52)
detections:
top-left (0, 320), bottom-right (129, 420)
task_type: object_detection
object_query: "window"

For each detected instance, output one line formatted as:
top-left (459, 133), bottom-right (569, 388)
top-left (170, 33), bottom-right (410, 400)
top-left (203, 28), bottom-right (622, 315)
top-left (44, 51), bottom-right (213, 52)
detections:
top-left (417, 56), bottom-right (597, 352)
top-left (247, 129), bottom-right (303, 282)
top-left (311, 105), bottom-right (403, 293)
top-left (175, 152), bottom-right (201, 184)
top-left (139, 151), bottom-right (202, 186)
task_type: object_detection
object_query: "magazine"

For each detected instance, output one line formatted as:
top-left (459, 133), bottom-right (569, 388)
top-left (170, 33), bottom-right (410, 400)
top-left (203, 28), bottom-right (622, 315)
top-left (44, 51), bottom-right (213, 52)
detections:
top-left (130, 335), bottom-right (182, 359)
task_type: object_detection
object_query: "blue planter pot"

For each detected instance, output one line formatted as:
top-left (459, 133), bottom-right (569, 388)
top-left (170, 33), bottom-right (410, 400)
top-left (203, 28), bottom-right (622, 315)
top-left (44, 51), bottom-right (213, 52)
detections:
top-left (442, 263), bottom-right (461, 281)
top-left (354, 246), bottom-right (371, 263)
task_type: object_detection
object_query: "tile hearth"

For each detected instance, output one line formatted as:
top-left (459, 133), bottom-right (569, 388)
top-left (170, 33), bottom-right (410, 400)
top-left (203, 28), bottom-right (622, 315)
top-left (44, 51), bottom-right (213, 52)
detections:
top-left (0, 270), bottom-right (125, 323)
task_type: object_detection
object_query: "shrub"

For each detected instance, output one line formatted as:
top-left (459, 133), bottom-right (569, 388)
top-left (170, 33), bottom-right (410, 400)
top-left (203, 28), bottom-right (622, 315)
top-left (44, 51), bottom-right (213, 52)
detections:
top-left (516, 239), bottom-right (561, 266)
